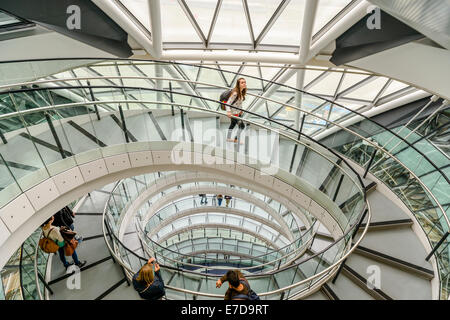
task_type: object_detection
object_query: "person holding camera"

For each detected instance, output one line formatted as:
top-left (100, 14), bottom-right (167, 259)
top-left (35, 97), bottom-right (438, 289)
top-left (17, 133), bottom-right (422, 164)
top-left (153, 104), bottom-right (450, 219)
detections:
top-left (132, 257), bottom-right (165, 300)
top-left (216, 269), bottom-right (260, 300)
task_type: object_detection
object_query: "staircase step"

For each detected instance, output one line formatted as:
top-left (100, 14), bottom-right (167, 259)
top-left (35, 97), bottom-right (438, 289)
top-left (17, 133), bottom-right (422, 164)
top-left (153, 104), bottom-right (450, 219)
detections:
top-left (341, 264), bottom-right (393, 300)
top-left (356, 227), bottom-right (433, 272)
top-left (49, 259), bottom-right (123, 300)
top-left (366, 190), bottom-right (410, 223)
top-left (354, 245), bottom-right (434, 280)
top-left (326, 272), bottom-right (376, 300)
top-left (345, 253), bottom-right (433, 299)
top-left (358, 219), bottom-right (413, 231)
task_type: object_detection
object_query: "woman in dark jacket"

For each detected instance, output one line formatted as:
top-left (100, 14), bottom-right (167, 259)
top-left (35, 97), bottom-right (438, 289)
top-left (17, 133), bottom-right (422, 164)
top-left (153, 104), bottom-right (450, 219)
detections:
top-left (132, 257), bottom-right (165, 300)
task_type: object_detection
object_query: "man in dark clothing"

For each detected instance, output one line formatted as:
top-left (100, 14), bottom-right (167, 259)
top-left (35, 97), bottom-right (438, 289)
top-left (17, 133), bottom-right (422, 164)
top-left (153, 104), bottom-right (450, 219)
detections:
top-left (132, 258), bottom-right (165, 300)
top-left (53, 206), bottom-right (83, 242)
top-left (53, 206), bottom-right (75, 229)
top-left (216, 270), bottom-right (250, 300)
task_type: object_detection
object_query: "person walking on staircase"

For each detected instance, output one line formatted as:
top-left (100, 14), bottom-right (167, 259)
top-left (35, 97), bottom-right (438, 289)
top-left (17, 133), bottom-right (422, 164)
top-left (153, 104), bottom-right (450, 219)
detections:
top-left (132, 257), bottom-right (165, 300)
top-left (226, 78), bottom-right (247, 143)
top-left (53, 206), bottom-right (83, 243)
top-left (41, 216), bottom-right (86, 270)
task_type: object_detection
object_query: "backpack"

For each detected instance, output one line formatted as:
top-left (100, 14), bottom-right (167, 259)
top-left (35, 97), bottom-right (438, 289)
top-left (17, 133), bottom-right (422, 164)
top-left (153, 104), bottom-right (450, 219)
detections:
top-left (39, 227), bottom-right (60, 254)
top-left (232, 279), bottom-right (260, 300)
top-left (219, 90), bottom-right (233, 111)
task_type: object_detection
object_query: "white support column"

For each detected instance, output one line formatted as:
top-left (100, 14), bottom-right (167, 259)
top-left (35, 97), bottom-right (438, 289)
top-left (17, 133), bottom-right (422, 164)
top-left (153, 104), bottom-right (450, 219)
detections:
top-left (294, 68), bottom-right (306, 130)
top-left (298, 0), bottom-right (319, 65)
top-left (155, 63), bottom-right (163, 108)
top-left (148, 0), bottom-right (162, 59)
top-left (294, 0), bottom-right (318, 129)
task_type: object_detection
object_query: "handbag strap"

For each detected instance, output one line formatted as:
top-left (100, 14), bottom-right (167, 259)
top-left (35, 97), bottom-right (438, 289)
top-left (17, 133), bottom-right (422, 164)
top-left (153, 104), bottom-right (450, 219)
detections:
top-left (43, 227), bottom-right (54, 239)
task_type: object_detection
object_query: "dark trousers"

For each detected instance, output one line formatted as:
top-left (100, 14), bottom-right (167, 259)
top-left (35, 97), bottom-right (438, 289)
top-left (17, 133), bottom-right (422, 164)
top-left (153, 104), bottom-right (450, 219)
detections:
top-left (227, 117), bottom-right (245, 140)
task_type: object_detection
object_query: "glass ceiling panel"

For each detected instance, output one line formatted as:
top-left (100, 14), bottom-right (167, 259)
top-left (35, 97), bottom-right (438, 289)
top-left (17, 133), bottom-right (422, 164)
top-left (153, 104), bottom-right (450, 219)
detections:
top-left (381, 80), bottom-right (410, 97)
top-left (308, 71), bottom-right (342, 96)
top-left (313, 0), bottom-right (352, 35)
top-left (161, 1), bottom-right (201, 42)
top-left (247, 0), bottom-right (283, 37)
top-left (178, 63), bottom-right (201, 82)
top-left (345, 77), bottom-right (389, 101)
top-left (261, 0), bottom-right (306, 46)
top-left (260, 63), bottom-right (286, 81)
top-left (119, 0), bottom-right (150, 30)
top-left (338, 72), bottom-right (371, 93)
top-left (210, 0), bottom-right (252, 43)
top-left (304, 69), bottom-right (326, 87)
top-left (185, 0), bottom-right (218, 37)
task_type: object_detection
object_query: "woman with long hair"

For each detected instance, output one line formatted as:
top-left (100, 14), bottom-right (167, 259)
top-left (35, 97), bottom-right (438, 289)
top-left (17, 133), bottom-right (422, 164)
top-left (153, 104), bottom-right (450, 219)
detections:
top-left (226, 78), bottom-right (247, 143)
top-left (132, 257), bottom-right (165, 300)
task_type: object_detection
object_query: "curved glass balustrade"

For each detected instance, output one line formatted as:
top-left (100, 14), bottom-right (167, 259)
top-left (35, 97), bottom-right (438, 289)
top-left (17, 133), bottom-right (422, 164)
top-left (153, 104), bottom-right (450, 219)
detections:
top-left (0, 58), bottom-right (446, 298)
top-left (140, 184), bottom-right (305, 237)
top-left (109, 175), bottom-right (319, 273)
top-left (143, 197), bottom-right (292, 246)
top-left (103, 190), bottom-right (371, 299)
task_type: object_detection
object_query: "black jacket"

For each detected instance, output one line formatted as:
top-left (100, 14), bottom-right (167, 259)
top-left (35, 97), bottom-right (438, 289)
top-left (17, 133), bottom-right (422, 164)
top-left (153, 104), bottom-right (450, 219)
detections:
top-left (53, 207), bottom-right (74, 227)
top-left (132, 270), bottom-right (165, 300)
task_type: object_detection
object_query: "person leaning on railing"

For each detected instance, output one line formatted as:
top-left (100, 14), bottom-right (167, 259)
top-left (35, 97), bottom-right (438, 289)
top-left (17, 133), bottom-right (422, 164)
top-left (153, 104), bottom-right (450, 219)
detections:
top-left (132, 257), bottom-right (165, 300)
top-left (216, 270), bottom-right (249, 300)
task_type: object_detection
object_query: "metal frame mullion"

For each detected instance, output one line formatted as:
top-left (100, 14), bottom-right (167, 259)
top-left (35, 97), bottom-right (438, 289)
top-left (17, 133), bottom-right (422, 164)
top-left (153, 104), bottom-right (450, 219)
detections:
top-left (304, 69), bottom-right (331, 91)
top-left (372, 79), bottom-right (392, 107)
top-left (206, 0), bottom-right (223, 47)
top-left (241, 0), bottom-right (256, 48)
top-left (255, 0), bottom-right (291, 47)
top-left (214, 62), bottom-right (229, 87)
top-left (335, 75), bottom-right (375, 99)
top-left (229, 62), bottom-right (246, 88)
top-left (177, 0), bottom-right (207, 46)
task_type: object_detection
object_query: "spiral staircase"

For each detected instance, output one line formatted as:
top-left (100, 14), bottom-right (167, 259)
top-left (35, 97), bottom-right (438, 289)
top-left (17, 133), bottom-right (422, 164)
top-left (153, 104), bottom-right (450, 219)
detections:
top-left (0, 59), bottom-right (448, 300)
